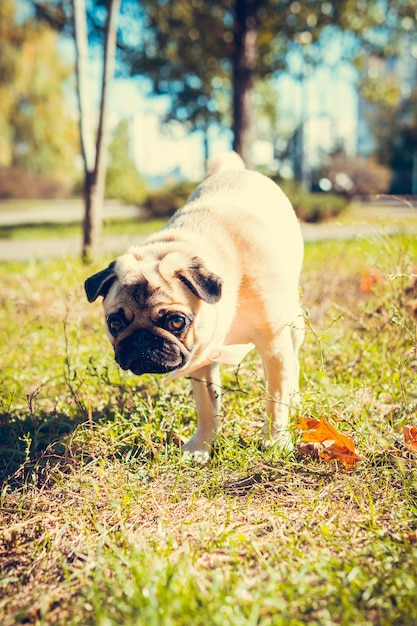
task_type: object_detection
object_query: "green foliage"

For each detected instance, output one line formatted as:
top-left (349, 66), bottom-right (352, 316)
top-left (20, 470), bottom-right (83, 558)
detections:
top-left (0, 216), bottom-right (167, 241)
top-left (124, 0), bottom-right (230, 132)
top-left (105, 120), bottom-right (149, 205)
top-left (144, 181), bottom-right (197, 218)
top-left (278, 179), bottom-right (349, 222)
top-left (0, 0), bottom-right (79, 181)
top-left (124, 0), bottom-right (348, 133)
top-left (143, 178), bottom-right (348, 223)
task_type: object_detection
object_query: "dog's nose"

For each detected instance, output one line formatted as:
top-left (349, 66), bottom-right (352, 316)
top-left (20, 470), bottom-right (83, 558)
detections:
top-left (115, 328), bottom-right (155, 370)
top-left (132, 328), bottom-right (154, 351)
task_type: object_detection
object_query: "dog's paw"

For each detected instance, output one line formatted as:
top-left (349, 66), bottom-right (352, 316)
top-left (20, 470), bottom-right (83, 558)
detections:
top-left (262, 429), bottom-right (294, 454)
top-left (182, 449), bottom-right (211, 465)
top-left (182, 436), bottom-right (212, 465)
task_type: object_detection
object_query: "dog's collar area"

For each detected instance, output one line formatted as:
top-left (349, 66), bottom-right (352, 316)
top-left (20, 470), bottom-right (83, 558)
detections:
top-left (165, 343), bottom-right (255, 381)
top-left (207, 343), bottom-right (255, 365)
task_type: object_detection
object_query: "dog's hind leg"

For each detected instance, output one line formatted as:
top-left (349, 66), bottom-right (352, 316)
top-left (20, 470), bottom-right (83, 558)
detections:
top-left (182, 362), bottom-right (221, 463)
top-left (290, 306), bottom-right (305, 402)
top-left (259, 324), bottom-right (299, 451)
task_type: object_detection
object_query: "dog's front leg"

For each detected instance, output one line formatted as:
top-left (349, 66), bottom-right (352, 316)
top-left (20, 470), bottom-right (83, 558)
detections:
top-left (260, 325), bottom-right (298, 451)
top-left (182, 363), bottom-right (221, 462)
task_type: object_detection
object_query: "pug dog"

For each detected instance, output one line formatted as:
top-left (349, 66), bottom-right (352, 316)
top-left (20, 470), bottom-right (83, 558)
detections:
top-left (85, 152), bottom-right (304, 461)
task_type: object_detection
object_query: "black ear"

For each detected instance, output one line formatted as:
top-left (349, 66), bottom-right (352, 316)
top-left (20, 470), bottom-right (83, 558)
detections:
top-left (176, 258), bottom-right (222, 304)
top-left (84, 262), bottom-right (117, 303)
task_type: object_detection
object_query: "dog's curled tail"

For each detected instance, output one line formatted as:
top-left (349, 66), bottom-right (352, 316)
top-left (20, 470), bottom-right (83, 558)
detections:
top-left (204, 151), bottom-right (246, 178)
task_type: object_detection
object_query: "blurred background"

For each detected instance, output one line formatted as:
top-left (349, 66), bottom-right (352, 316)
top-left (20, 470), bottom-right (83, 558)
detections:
top-left (1, 0), bottom-right (417, 238)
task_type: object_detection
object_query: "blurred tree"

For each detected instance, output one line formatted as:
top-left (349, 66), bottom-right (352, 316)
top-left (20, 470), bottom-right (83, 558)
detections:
top-left (129, 0), bottom-right (417, 174)
top-left (124, 0), bottom-right (346, 168)
top-left (105, 119), bottom-right (148, 204)
top-left (33, 0), bottom-right (121, 261)
top-left (27, 0), bottom-right (417, 207)
top-left (73, 0), bottom-right (121, 261)
top-left (0, 0), bottom-right (78, 181)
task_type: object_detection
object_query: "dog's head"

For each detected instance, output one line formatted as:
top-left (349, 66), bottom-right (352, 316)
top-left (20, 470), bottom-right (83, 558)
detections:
top-left (84, 248), bottom-right (222, 375)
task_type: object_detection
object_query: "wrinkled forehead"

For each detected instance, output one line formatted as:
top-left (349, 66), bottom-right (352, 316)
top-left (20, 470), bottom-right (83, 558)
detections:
top-left (116, 253), bottom-right (160, 288)
top-left (104, 250), bottom-right (183, 310)
top-left (115, 248), bottom-right (182, 284)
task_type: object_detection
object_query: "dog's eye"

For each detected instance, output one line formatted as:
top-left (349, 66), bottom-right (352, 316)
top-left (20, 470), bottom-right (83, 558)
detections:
top-left (166, 314), bottom-right (186, 333)
top-left (107, 314), bottom-right (124, 336)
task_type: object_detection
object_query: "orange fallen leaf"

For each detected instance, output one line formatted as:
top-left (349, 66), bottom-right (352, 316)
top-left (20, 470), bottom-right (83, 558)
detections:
top-left (403, 426), bottom-right (417, 451)
top-left (295, 416), bottom-right (361, 469)
top-left (301, 417), bottom-right (355, 450)
top-left (320, 443), bottom-right (361, 467)
top-left (360, 268), bottom-right (382, 293)
top-left (294, 417), bottom-right (321, 431)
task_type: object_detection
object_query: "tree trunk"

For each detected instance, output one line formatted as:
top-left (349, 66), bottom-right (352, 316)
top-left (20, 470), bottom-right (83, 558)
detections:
top-left (232, 0), bottom-right (259, 169)
top-left (73, 0), bottom-right (95, 261)
top-left (88, 0), bottom-right (120, 260)
top-left (82, 171), bottom-right (102, 262)
top-left (202, 123), bottom-right (210, 165)
top-left (72, 0), bottom-right (120, 262)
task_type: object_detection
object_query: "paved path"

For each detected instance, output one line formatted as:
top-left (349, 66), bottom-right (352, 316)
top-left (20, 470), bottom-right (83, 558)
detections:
top-left (0, 200), bottom-right (141, 226)
top-left (0, 201), bottom-right (144, 261)
top-left (0, 200), bottom-right (416, 263)
top-left (2, 222), bottom-right (416, 263)
top-left (0, 233), bottom-right (146, 262)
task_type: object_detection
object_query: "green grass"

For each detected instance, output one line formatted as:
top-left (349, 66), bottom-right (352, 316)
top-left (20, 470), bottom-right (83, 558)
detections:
top-left (0, 217), bottom-right (167, 241)
top-left (1, 234), bottom-right (417, 625)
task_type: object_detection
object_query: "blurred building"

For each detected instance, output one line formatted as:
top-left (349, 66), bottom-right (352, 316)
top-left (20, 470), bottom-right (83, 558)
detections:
top-left (131, 111), bottom-right (205, 183)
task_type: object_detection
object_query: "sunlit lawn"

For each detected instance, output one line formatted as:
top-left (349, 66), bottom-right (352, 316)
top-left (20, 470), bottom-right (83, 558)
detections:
top-left (1, 233), bottom-right (417, 625)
